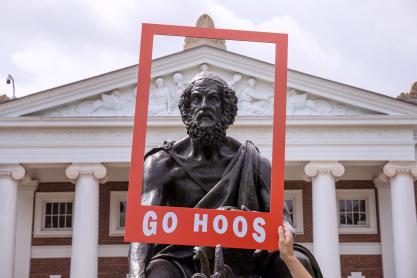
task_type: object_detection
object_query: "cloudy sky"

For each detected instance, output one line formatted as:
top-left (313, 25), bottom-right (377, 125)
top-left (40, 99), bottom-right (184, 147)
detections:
top-left (0, 0), bottom-right (416, 98)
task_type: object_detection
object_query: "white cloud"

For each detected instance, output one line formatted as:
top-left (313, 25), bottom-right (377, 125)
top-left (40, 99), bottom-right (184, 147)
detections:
top-left (206, 3), bottom-right (342, 78)
top-left (10, 38), bottom-right (135, 95)
top-left (0, 0), bottom-right (416, 98)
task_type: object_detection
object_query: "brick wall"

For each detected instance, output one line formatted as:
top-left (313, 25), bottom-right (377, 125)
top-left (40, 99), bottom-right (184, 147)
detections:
top-left (284, 180), bottom-right (380, 243)
top-left (285, 181), bottom-right (312, 242)
top-left (99, 182), bottom-right (128, 244)
top-left (31, 182), bottom-right (131, 277)
top-left (30, 258), bottom-right (130, 278)
top-left (98, 257), bottom-right (128, 277)
top-left (341, 255), bottom-right (383, 278)
top-left (30, 258), bottom-right (70, 278)
top-left (33, 182), bottom-right (130, 245)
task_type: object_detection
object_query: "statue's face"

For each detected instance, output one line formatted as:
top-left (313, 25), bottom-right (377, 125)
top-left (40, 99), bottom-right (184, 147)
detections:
top-left (179, 75), bottom-right (237, 145)
top-left (190, 80), bottom-right (223, 129)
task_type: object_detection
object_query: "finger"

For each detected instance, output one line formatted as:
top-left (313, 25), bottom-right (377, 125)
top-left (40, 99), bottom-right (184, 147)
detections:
top-left (285, 234), bottom-right (292, 244)
top-left (278, 226), bottom-right (285, 242)
top-left (284, 230), bottom-right (293, 244)
top-left (283, 224), bottom-right (292, 236)
top-left (284, 227), bottom-right (292, 238)
top-left (283, 222), bottom-right (291, 231)
top-left (278, 226), bottom-right (284, 237)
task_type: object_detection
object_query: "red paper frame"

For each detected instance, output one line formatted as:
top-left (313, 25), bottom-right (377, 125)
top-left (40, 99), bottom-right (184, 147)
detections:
top-left (125, 23), bottom-right (288, 250)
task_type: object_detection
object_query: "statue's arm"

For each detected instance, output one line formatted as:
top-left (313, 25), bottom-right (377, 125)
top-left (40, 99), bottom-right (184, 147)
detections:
top-left (128, 242), bottom-right (152, 278)
top-left (129, 152), bottom-right (170, 278)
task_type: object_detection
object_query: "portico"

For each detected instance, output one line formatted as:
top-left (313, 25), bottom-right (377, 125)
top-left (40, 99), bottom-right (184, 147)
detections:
top-left (0, 113), bottom-right (416, 277)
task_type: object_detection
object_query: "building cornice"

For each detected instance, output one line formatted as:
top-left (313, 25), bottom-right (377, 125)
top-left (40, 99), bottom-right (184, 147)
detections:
top-left (1, 115), bottom-right (417, 128)
top-left (0, 66), bottom-right (138, 117)
top-left (287, 69), bottom-right (417, 115)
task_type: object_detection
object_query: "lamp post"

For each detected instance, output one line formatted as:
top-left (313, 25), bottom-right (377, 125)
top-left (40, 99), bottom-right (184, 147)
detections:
top-left (6, 74), bottom-right (15, 99)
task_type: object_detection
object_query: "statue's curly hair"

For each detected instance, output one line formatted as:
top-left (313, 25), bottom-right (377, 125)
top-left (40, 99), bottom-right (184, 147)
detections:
top-left (178, 79), bottom-right (238, 128)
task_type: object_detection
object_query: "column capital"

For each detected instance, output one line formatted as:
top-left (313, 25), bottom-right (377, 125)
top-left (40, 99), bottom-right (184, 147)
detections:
top-left (66, 163), bottom-right (107, 183)
top-left (304, 161), bottom-right (345, 182)
top-left (373, 173), bottom-right (390, 189)
top-left (0, 164), bottom-right (25, 181)
top-left (19, 175), bottom-right (39, 191)
top-left (383, 161), bottom-right (417, 180)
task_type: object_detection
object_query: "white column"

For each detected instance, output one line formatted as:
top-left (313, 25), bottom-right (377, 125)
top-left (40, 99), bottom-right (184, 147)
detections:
top-left (373, 173), bottom-right (395, 278)
top-left (14, 176), bottom-right (39, 278)
top-left (0, 164), bottom-right (25, 278)
top-left (304, 161), bottom-right (344, 278)
top-left (383, 161), bottom-right (417, 278)
top-left (66, 163), bottom-right (107, 278)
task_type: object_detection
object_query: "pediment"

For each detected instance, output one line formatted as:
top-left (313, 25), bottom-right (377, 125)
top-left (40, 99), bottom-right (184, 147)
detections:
top-left (1, 45), bottom-right (416, 117)
top-left (32, 77), bottom-right (376, 117)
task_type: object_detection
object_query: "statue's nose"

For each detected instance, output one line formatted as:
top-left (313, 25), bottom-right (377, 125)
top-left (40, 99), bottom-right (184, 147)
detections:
top-left (201, 96), bottom-right (208, 108)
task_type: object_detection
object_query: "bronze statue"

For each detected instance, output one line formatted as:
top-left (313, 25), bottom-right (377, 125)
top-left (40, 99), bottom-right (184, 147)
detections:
top-left (129, 72), bottom-right (320, 277)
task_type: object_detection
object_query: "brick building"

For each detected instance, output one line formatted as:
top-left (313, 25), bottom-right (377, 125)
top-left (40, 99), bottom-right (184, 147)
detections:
top-left (0, 15), bottom-right (416, 278)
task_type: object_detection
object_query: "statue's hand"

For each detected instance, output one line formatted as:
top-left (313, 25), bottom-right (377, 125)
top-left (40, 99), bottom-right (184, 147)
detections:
top-left (217, 205), bottom-right (251, 211)
top-left (217, 206), bottom-right (238, 211)
top-left (192, 245), bottom-right (234, 278)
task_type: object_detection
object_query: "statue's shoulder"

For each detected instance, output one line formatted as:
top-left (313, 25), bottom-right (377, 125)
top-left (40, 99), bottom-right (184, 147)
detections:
top-left (143, 140), bottom-right (178, 172)
top-left (243, 140), bottom-right (271, 170)
top-left (144, 137), bottom-right (190, 166)
top-left (142, 140), bottom-right (180, 187)
top-left (144, 140), bottom-right (175, 161)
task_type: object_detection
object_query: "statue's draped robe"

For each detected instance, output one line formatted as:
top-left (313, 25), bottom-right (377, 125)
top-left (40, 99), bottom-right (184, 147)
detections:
top-left (167, 140), bottom-right (271, 211)
top-left (143, 141), bottom-right (293, 277)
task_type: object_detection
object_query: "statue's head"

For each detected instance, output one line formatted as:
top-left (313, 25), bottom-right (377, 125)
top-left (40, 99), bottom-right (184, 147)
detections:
top-left (179, 71), bottom-right (238, 145)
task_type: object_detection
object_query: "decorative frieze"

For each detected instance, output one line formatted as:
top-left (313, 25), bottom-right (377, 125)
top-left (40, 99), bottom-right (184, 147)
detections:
top-left (36, 69), bottom-right (374, 117)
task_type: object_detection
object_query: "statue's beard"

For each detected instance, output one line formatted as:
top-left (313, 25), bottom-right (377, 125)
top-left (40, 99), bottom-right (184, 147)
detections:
top-left (185, 114), bottom-right (227, 145)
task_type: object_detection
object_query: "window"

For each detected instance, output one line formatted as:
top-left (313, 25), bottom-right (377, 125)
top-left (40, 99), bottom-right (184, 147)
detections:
top-left (284, 199), bottom-right (294, 223)
top-left (119, 200), bottom-right (127, 229)
top-left (339, 199), bottom-right (366, 226)
top-left (34, 192), bottom-right (74, 237)
top-left (44, 201), bottom-right (73, 229)
top-left (109, 191), bottom-right (128, 236)
top-left (336, 189), bottom-right (377, 234)
top-left (284, 190), bottom-right (304, 234)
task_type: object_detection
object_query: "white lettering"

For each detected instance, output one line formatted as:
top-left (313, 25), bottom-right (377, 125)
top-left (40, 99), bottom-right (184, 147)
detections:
top-left (162, 212), bottom-right (178, 233)
top-left (213, 215), bottom-right (228, 234)
top-left (143, 211), bottom-right (157, 236)
top-left (232, 216), bottom-right (248, 238)
top-left (194, 213), bottom-right (208, 232)
top-left (252, 217), bottom-right (266, 243)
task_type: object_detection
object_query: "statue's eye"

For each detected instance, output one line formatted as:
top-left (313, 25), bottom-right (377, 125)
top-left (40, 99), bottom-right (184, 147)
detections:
top-left (191, 94), bottom-right (201, 104)
top-left (209, 95), bottom-right (219, 104)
